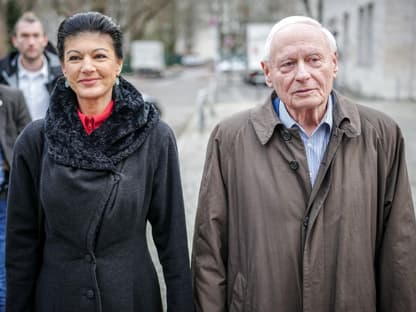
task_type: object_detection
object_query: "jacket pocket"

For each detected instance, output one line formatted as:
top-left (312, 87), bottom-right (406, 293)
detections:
top-left (229, 272), bottom-right (247, 312)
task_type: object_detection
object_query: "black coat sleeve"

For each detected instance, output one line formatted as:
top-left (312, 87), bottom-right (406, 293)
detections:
top-left (147, 122), bottom-right (194, 312)
top-left (6, 120), bottom-right (44, 312)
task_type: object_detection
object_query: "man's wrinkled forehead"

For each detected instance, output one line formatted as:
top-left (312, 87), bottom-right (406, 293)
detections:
top-left (273, 23), bottom-right (332, 52)
top-left (275, 22), bottom-right (323, 38)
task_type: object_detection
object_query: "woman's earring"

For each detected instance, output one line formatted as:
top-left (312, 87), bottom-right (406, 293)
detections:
top-left (115, 76), bottom-right (120, 86)
top-left (64, 79), bottom-right (69, 88)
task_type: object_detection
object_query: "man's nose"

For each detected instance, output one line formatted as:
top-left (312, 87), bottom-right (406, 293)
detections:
top-left (295, 62), bottom-right (310, 80)
top-left (27, 36), bottom-right (36, 45)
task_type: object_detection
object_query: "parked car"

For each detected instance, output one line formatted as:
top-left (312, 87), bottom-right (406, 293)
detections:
top-left (244, 70), bottom-right (266, 85)
top-left (181, 54), bottom-right (209, 67)
top-left (216, 57), bottom-right (245, 73)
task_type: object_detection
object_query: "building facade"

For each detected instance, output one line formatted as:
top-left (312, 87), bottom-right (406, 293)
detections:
top-left (323, 0), bottom-right (416, 100)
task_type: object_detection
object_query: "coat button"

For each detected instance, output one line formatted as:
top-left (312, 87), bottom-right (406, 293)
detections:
top-left (289, 160), bottom-right (299, 170)
top-left (280, 129), bottom-right (292, 141)
top-left (113, 174), bottom-right (120, 183)
top-left (303, 216), bottom-right (309, 228)
top-left (85, 254), bottom-right (92, 263)
top-left (86, 289), bottom-right (94, 299)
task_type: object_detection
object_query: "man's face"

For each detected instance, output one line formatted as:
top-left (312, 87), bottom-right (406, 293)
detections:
top-left (261, 23), bottom-right (338, 114)
top-left (12, 20), bottom-right (48, 63)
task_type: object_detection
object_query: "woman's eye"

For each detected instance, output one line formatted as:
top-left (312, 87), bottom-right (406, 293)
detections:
top-left (95, 54), bottom-right (107, 59)
top-left (68, 55), bottom-right (80, 61)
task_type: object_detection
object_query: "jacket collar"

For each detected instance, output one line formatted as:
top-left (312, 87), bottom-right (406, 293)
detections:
top-left (0, 50), bottom-right (62, 86)
top-left (45, 76), bottom-right (159, 170)
top-left (250, 90), bottom-right (361, 145)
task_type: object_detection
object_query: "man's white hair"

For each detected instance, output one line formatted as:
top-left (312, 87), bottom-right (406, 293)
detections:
top-left (263, 16), bottom-right (337, 61)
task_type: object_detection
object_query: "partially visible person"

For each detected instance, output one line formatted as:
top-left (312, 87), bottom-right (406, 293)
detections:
top-left (0, 12), bottom-right (62, 120)
top-left (192, 15), bottom-right (416, 311)
top-left (0, 83), bottom-right (31, 312)
top-left (6, 12), bottom-right (193, 312)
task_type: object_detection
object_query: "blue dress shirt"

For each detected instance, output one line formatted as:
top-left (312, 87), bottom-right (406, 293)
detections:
top-left (273, 96), bottom-right (333, 186)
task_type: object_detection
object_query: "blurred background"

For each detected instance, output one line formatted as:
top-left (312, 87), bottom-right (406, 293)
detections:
top-left (1, 1), bottom-right (415, 308)
top-left (1, 0), bottom-right (415, 101)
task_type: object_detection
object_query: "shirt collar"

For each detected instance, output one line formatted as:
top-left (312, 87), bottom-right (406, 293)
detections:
top-left (77, 100), bottom-right (114, 135)
top-left (274, 95), bottom-right (333, 135)
top-left (250, 90), bottom-right (361, 146)
top-left (18, 55), bottom-right (48, 79)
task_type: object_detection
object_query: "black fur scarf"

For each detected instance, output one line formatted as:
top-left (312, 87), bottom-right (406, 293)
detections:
top-left (45, 76), bottom-right (159, 170)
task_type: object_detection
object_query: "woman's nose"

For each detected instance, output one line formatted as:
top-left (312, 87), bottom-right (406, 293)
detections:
top-left (81, 56), bottom-right (96, 73)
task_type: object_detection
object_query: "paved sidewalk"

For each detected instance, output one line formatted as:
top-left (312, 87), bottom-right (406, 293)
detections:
top-left (177, 101), bottom-right (257, 250)
top-left (148, 100), bottom-right (257, 310)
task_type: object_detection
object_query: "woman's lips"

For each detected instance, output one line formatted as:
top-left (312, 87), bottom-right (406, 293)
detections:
top-left (79, 78), bottom-right (99, 86)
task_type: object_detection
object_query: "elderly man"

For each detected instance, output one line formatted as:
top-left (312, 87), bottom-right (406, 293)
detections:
top-left (191, 16), bottom-right (416, 311)
top-left (0, 12), bottom-right (61, 120)
top-left (0, 83), bottom-right (31, 311)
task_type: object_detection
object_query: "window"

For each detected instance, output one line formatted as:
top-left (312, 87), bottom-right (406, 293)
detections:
top-left (342, 12), bottom-right (350, 60)
top-left (357, 3), bottom-right (374, 66)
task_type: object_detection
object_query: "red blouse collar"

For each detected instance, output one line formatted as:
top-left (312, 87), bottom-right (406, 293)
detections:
top-left (77, 100), bottom-right (114, 135)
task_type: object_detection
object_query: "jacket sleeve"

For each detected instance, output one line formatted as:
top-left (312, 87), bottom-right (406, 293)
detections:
top-left (377, 125), bottom-right (416, 311)
top-left (192, 124), bottom-right (228, 312)
top-left (6, 122), bottom-right (44, 312)
top-left (13, 89), bottom-right (32, 133)
top-left (147, 123), bottom-right (194, 312)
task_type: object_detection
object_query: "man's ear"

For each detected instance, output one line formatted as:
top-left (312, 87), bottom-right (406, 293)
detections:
top-left (11, 36), bottom-right (18, 49)
top-left (332, 52), bottom-right (338, 78)
top-left (261, 61), bottom-right (273, 88)
top-left (41, 35), bottom-right (48, 48)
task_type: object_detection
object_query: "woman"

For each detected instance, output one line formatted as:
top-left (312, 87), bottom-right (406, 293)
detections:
top-left (6, 12), bottom-right (193, 312)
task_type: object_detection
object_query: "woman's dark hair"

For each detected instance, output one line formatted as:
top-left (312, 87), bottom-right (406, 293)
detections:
top-left (57, 12), bottom-right (123, 61)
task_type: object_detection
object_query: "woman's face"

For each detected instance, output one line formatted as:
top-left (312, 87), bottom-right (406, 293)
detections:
top-left (61, 32), bottom-right (122, 106)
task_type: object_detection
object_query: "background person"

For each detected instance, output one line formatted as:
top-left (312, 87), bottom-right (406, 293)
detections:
top-left (6, 12), bottom-right (193, 312)
top-left (192, 15), bottom-right (416, 311)
top-left (0, 12), bottom-right (62, 120)
top-left (0, 83), bottom-right (31, 312)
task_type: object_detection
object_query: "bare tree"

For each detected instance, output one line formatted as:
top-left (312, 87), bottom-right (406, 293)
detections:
top-left (46, 0), bottom-right (172, 39)
top-left (0, 0), bottom-right (37, 57)
top-left (124, 0), bottom-right (172, 39)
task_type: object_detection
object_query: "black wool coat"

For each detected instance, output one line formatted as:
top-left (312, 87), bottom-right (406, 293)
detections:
top-left (6, 77), bottom-right (193, 312)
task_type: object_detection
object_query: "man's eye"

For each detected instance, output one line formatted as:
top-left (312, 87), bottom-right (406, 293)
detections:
top-left (282, 61), bottom-right (294, 68)
top-left (309, 57), bottom-right (322, 66)
top-left (95, 54), bottom-right (107, 59)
